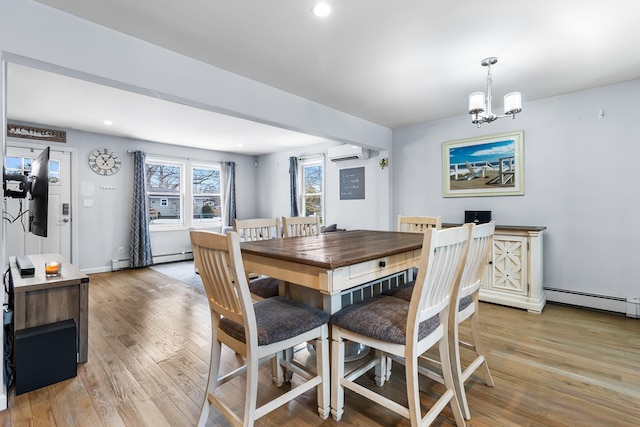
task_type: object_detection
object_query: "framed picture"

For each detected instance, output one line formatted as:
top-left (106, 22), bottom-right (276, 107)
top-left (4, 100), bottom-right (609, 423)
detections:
top-left (442, 130), bottom-right (524, 197)
top-left (340, 167), bottom-right (365, 200)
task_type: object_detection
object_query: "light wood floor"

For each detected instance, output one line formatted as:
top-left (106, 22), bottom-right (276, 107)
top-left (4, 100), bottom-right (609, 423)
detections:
top-left (1, 267), bottom-right (639, 426)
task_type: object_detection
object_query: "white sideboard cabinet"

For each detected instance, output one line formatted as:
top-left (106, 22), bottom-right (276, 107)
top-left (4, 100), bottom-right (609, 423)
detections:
top-left (445, 224), bottom-right (546, 313)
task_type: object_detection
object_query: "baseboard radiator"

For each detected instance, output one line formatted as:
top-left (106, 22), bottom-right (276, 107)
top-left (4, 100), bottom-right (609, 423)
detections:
top-left (545, 287), bottom-right (640, 318)
top-left (152, 251), bottom-right (194, 265)
top-left (111, 251), bottom-right (194, 272)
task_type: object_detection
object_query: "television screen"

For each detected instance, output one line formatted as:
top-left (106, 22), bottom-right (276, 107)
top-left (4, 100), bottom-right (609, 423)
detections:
top-left (28, 147), bottom-right (50, 238)
top-left (464, 210), bottom-right (492, 224)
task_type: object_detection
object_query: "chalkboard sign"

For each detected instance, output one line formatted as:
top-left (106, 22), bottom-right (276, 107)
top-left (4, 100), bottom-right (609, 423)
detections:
top-left (340, 167), bottom-right (365, 200)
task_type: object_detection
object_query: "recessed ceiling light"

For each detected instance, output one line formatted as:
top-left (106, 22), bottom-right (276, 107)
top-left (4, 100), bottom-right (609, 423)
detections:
top-left (312, 3), bottom-right (331, 18)
top-left (103, 120), bottom-right (113, 125)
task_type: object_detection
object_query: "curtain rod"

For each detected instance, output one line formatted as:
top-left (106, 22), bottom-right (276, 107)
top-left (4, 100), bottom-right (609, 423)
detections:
top-left (298, 152), bottom-right (325, 160)
top-left (127, 150), bottom-right (235, 164)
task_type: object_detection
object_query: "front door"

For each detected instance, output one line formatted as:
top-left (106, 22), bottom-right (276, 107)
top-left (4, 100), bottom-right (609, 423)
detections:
top-left (4, 145), bottom-right (72, 262)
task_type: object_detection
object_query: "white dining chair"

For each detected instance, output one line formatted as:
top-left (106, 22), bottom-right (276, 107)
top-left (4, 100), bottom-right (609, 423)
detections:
top-left (386, 222), bottom-right (496, 420)
top-left (190, 229), bottom-right (330, 426)
top-left (397, 215), bottom-right (442, 284)
top-left (448, 221), bottom-right (495, 419)
top-left (329, 226), bottom-right (470, 426)
top-left (397, 215), bottom-right (442, 233)
top-left (282, 215), bottom-right (320, 237)
top-left (233, 218), bottom-right (282, 300)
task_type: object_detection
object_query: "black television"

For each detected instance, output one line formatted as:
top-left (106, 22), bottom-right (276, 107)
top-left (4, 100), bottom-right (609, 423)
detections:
top-left (28, 147), bottom-right (50, 238)
top-left (464, 210), bottom-right (492, 224)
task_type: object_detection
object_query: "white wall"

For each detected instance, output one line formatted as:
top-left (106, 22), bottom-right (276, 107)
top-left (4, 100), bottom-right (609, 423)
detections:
top-left (392, 79), bottom-right (640, 302)
top-left (7, 125), bottom-right (258, 273)
top-left (0, 0), bottom-right (392, 270)
top-left (0, 0), bottom-right (636, 303)
top-left (324, 151), bottom-right (390, 231)
top-left (257, 143), bottom-right (390, 231)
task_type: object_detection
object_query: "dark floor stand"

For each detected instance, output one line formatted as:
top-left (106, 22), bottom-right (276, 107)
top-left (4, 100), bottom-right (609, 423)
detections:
top-left (15, 319), bottom-right (77, 395)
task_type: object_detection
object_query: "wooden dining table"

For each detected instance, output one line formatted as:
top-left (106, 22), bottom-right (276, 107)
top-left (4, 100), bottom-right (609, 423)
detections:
top-left (240, 230), bottom-right (425, 314)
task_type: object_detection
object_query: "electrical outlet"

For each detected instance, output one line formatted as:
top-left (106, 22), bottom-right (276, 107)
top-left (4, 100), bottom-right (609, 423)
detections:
top-left (118, 246), bottom-right (124, 255)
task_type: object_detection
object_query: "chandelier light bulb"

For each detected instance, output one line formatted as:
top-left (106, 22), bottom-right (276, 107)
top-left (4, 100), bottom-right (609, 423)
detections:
top-left (468, 92), bottom-right (486, 114)
top-left (504, 92), bottom-right (522, 115)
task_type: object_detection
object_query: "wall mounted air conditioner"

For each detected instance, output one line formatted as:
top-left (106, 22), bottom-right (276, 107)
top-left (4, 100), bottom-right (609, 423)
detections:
top-left (327, 145), bottom-right (369, 162)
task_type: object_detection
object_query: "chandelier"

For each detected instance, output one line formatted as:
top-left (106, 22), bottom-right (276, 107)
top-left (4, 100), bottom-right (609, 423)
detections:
top-left (468, 57), bottom-right (521, 127)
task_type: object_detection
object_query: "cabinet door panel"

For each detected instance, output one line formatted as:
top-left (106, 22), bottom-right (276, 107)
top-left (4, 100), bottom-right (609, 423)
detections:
top-left (489, 235), bottom-right (528, 296)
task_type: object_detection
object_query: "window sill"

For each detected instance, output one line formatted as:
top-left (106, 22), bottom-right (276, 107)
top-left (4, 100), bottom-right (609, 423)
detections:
top-left (150, 222), bottom-right (223, 233)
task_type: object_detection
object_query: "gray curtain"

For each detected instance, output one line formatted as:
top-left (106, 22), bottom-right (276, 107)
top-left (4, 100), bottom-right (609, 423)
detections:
top-left (221, 162), bottom-right (236, 227)
top-left (129, 151), bottom-right (153, 268)
top-left (289, 156), bottom-right (299, 216)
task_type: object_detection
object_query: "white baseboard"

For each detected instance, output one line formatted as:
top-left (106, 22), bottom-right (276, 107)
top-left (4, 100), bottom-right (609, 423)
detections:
top-left (111, 259), bottom-right (130, 271)
top-left (82, 266), bottom-right (114, 274)
top-left (627, 297), bottom-right (640, 318)
top-left (108, 252), bottom-right (194, 272)
top-left (152, 252), bottom-right (193, 264)
top-left (545, 288), bottom-right (639, 318)
top-left (0, 387), bottom-right (6, 411)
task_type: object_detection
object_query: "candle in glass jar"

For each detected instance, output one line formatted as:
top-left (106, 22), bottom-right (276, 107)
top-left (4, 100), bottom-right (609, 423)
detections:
top-left (45, 261), bottom-right (60, 275)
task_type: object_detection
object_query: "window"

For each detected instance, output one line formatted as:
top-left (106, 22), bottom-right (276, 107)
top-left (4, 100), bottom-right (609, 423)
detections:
top-left (5, 156), bottom-right (24, 175)
top-left (48, 159), bottom-right (60, 184)
top-left (145, 157), bottom-right (222, 227)
top-left (146, 160), bottom-right (183, 224)
top-left (300, 157), bottom-right (324, 221)
top-left (5, 155), bottom-right (60, 185)
top-left (192, 166), bottom-right (221, 222)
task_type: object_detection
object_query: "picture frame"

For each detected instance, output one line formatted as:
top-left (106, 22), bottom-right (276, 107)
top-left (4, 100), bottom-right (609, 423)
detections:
top-left (339, 167), bottom-right (365, 200)
top-left (442, 130), bottom-right (524, 197)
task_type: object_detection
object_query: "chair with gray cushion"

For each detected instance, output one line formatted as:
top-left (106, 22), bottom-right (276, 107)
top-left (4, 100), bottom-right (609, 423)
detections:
top-left (447, 221), bottom-right (495, 419)
top-left (190, 229), bottom-right (330, 427)
top-left (233, 218), bottom-right (282, 299)
top-left (384, 222), bottom-right (496, 420)
top-left (329, 226), bottom-right (470, 426)
top-left (397, 215), bottom-right (442, 283)
top-left (397, 215), bottom-right (442, 233)
top-left (282, 215), bottom-right (320, 237)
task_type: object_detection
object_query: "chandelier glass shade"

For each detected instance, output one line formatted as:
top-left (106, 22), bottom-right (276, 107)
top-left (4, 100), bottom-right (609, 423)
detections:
top-left (468, 57), bottom-right (521, 127)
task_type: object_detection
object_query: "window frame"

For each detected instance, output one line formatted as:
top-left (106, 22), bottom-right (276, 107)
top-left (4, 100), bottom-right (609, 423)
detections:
top-left (299, 156), bottom-right (325, 222)
top-left (5, 155), bottom-right (60, 185)
top-left (146, 158), bottom-right (184, 227)
top-left (145, 156), bottom-right (222, 230)
top-left (191, 163), bottom-right (222, 224)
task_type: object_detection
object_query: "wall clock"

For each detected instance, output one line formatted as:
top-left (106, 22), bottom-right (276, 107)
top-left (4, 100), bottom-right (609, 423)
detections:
top-left (88, 148), bottom-right (121, 176)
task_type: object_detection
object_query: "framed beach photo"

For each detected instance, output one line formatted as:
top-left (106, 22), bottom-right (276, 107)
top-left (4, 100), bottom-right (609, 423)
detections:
top-left (442, 130), bottom-right (524, 197)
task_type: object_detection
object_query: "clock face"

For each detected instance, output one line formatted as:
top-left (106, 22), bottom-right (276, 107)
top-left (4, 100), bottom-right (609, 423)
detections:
top-left (89, 148), bottom-right (121, 176)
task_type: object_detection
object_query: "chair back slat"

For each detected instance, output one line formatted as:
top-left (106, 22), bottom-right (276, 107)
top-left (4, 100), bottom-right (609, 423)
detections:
top-left (233, 218), bottom-right (280, 241)
top-left (397, 215), bottom-right (442, 233)
top-left (409, 227), bottom-right (470, 327)
top-left (190, 230), bottom-right (254, 326)
top-left (282, 216), bottom-right (320, 237)
top-left (457, 221), bottom-right (495, 299)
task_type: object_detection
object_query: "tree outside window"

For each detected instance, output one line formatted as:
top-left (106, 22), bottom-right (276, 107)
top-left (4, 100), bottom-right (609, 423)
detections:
top-left (146, 161), bottom-right (182, 224)
top-left (192, 166), bottom-right (221, 222)
top-left (301, 158), bottom-right (324, 221)
top-left (145, 158), bottom-right (223, 227)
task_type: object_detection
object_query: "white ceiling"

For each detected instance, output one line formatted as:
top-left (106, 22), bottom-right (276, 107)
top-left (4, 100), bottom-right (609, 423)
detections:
top-left (8, 63), bottom-right (332, 155)
top-left (9, 0), bottom-right (640, 154)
